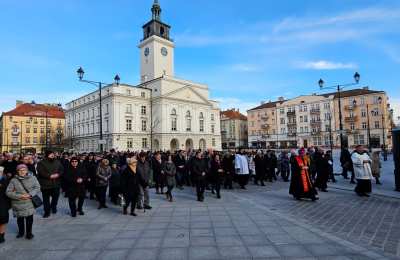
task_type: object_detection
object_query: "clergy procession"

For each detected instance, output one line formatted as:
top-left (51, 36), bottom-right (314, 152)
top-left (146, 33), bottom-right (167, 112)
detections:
top-left (0, 145), bottom-right (378, 244)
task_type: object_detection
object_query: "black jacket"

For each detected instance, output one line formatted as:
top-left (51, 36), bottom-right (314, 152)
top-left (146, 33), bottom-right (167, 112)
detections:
top-left (0, 177), bottom-right (11, 223)
top-left (120, 166), bottom-right (145, 197)
top-left (192, 158), bottom-right (208, 181)
top-left (64, 164), bottom-right (87, 197)
top-left (137, 160), bottom-right (151, 186)
top-left (37, 159), bottom-right (64, 190)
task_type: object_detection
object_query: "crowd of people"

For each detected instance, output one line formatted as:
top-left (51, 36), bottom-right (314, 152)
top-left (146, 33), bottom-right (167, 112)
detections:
top-left (0, 144), bottom-right (381, 244)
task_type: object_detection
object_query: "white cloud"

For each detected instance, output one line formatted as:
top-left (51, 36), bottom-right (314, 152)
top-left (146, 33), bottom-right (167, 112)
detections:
top-left (294, 60), bottom-right (358, 70)
top-left (215, 97), bottom-right (259, 114)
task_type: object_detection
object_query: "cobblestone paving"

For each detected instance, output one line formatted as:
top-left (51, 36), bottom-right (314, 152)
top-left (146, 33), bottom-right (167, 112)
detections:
top-left (0, 183), bottom-right (397, 260)
top-left (237, 181), bottom-right (400, 258)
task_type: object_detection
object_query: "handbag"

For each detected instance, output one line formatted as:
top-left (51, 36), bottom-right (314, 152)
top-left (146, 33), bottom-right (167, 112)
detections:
top-left (17, 178), bottom-right (43, 209)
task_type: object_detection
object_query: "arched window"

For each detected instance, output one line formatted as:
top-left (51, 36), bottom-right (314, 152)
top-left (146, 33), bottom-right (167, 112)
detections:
top-left (199, 112), bottom-right (204, 132)
top-left (171, 108), bottom-right (177, 131)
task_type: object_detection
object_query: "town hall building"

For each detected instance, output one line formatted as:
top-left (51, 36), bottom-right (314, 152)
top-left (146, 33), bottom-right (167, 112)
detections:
top-left (64, 0), bottom-right (221, 152)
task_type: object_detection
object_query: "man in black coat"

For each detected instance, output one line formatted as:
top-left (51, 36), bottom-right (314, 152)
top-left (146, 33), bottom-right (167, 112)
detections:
top-left (340, 147), bottom-right (355, 184)
top-left (64, 158), bottom-right (87, 217)
top-left (37, 150), bottom-right (64, 218)
top-left (121, 156), bottom-right (145, 216)
top-left (192, 151), bottom-right (208, 202)
top-left (254, 151), bottom-right (265, 186)
top-left (174, 150), bottom-right (186, 189)
top-left (222, 152), bottom-right (234, 189)
top-left (152, 152), bottom-right (165, 194)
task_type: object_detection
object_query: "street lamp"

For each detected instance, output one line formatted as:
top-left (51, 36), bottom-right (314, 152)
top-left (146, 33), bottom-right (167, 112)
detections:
top-left (76, 67), bottom-right (120, 153)
top-left (318, 72), bottom-right (361, 150)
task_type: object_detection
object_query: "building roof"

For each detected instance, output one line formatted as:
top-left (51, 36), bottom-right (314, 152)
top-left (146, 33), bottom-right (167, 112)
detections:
top-left (248, 88), bottom-right (384, 112)
top-left (2, 103), bottom-right (65, 119)
top-left (221, 109), bottom-right (247, 120)
top-left (248, 100), bottom-right (283, 112)
top-left (321, 87), bottom-right (385, 98)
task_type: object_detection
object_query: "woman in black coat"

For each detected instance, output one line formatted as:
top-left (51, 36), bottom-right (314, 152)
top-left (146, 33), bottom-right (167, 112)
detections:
top-left (0, 166), bottom-right (10, 243)
top-left (64, 158), bottom-right (87, 217)
top-left (152, 153), bottom-right (165, 194)
top-left (120, 156), bottom-right (145, 216)
top-left (209, 154), bottom-right (223, 199)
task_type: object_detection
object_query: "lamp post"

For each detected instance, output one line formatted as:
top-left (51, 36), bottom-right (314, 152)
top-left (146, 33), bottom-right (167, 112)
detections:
top-left (318, 72), bottom-right (360, 150)
top-left (76, 67), bottom-right (120, 153)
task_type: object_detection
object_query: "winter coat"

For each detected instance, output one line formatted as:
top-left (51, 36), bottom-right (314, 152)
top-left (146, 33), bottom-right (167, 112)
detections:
top-left (96, 165), bottom-right (111, 187)
top-left (120, 166), bottom-right (145, 198)
top-left (280, 154), bottom-right (290, 172)
top-left (37, 159), bottom-right (64, 190)
top-left (371, 153), bottom-right (381, 178)
top-left (152, 158), bottom-right (166, 185)
top-left (163, 162), bottom-right (176, 187)
top-left (192, 158), bottom-right (208, 181)
top-left (174, 155), bottom-right (186, 174)
top-left (137, 160), bottom-right (151, 187)
top-left (109, 168), bottom-right (121, 189)
top-left (351, 151), bottom-right (373, 180)
top-left (254, 155), bottom-right (265, 177)
top-left (222, 155), bottom-right (235, 175)
top-left (64, 165), bottom-right (87, 198)
top-left (340, 149), bottom-right (353, 170)
top-left (6, 174), bottom-right (41, 217)
top-left (0, 177), bottom-right (11, 224)
top-left (209, 160), bottom-right (223, 183)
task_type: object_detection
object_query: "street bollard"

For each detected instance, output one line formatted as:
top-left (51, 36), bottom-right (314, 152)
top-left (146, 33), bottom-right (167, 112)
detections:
top-left (393, 128), bottom-right (400, 191)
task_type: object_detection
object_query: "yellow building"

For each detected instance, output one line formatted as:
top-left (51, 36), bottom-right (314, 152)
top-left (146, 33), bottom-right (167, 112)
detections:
top-left (0, 101), bottom-right (65, 153)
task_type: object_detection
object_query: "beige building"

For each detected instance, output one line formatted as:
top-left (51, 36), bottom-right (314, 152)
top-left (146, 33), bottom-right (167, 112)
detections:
top-left (248, 88), bottom-right (393, 149)
top-left (220, 109), bottom-right (248, 149)
top-left (0, 101), bottom-right (65, 153)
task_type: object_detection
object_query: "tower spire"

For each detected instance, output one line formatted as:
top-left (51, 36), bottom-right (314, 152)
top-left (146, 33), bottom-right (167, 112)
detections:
top-left (151, 0), bottom-right (161, 21)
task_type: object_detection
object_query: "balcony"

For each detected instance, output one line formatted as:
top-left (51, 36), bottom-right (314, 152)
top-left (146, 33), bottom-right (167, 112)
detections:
top-left (261, 124), bottom-right (270, 130)
top-left (287, 122), bottom-right (297, 127)
top-left (311, 131), bottom-right (321, 136)
top-left (346, 129), bottom-right (359, 134)
top-left (287, 132), bottom-right (297, 137)
top-left (344, 104), bottom-right (357, 110)
top-left (310, 109), bottom-right (320, 114)
top-left (310, 120), bottom-right (321, 126)
top-left (287, 111), bottom-right (296, 116)
top-left (344, 116), bottom-right (358, 122)
top-left (261, 115), bottom-right (269, 120)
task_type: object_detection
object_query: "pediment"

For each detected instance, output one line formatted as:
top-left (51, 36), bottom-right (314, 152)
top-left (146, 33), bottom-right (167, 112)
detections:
top-left (163, 86), bottom-right (210, 105)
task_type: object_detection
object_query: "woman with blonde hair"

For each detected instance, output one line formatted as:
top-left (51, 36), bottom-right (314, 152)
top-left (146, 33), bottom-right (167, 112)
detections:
top-left (121, 155), bottom-right (145, 216)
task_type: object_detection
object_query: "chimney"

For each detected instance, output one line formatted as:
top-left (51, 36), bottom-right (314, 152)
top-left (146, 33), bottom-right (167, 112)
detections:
top-left (278, 97), bottom-right (284, 102)
top-left (261, 101), bottom-right (265, 105)
top-left (363, 86), bottom-right (369, 90)
top-left (16, 100), bottom-right (23, 108)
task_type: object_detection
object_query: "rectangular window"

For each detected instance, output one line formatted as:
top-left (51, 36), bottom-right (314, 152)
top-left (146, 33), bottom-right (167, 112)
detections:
top-left (361, 109), bottom-right (366, 117)
top-left (141, 92), bottom-right (145, 98)
top-left (186, 118), bottom-right (191, 131)
top-left (141, 106), bottom-right (146, 115)
top-left (33, 137), bottom-right (38, 144)
top-left (280, 118), bottom-right (285, 124)
top-left (211, 114), bottom-right (215, 121)
top-left (350, 123), bottom-right (355, 130)
top-left (171, 118), bottom-right (177, 131)
top-left (360, 97), bottom-right (365, 105)
top-left (304, 115), bottom-right (308, 122)
top-left (362, 122), bottom-right (367, 129)
top-left (280, 108), bottom-right (284, 114)
top-left (105, 104), bottom-right (109, 114)
top-left (26, 127), bottom-right (30, 133)
top-left (141, 120), bottom-right (147, 131)
top-left (40, 128), bottom-right (44, 133)
top-left (199, 120), bottom-right (204, 132)
top-left (212, 138), bottom-right (216, 147)
top-left (305, 126), bottom-right (309, 133)
top-left (300, 127), bottom-right (304, 133)
top-left (374, 121), bottom-right (380, 128)
top-left (105, 120), bottom-right (109, 132)
top-left (127, 138), bottom-right (133, 149)
top-left (299, 116), bottom-right (303, 123)
top-left (126, 119), bottom-right (132, 131)
top-left (142, 138), bottom-right (147, 148)
top-left (126, 104), bottom-right (132, 113)
top-left (25, 137), bottom-right (30, 144)
top-left (211, 125), bottom-right (215, 134)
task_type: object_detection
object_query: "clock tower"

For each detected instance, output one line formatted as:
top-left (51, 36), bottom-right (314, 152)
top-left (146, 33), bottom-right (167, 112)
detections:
top-left (138, 0), bottom-right (175, 83)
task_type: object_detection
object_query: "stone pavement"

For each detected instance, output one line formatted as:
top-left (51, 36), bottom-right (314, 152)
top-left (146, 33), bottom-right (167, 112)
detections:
top-left (0, 183), bottom-right (399, 260)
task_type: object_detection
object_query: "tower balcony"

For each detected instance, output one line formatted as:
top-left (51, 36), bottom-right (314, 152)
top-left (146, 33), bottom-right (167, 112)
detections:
top-left (287, 111), bottom-right (296, 116)
top-left (310, 109), bottom-right (320, 114)
top-left (344, 116), bottom-right (358, 122)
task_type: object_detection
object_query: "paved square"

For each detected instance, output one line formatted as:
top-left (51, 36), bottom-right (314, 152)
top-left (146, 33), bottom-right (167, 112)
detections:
top-left (0, 184), bottom-right (396, 259)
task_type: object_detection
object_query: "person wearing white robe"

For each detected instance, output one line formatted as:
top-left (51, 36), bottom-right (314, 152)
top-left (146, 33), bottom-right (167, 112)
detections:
top-left (351, 145), bottom-right (373, 197)
top-left (235, 152), bottom-right (249, 189)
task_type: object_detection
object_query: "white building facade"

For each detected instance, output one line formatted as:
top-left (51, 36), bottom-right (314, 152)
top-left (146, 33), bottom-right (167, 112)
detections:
top-left (65, 1), bottom-right (221, 152)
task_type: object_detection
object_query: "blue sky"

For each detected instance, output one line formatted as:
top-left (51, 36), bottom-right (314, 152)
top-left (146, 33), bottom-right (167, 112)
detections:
top-left (0, 0), bottom-right (399, 122)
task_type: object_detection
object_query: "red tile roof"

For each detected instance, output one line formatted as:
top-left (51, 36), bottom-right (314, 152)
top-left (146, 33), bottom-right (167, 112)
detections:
top-left (221, 109), bottom-right (247, 120)
top-left (2, 103), bottom-right (65, 119)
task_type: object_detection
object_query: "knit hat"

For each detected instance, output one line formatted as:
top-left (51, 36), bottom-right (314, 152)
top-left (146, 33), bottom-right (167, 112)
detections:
top-left (16, 164), bottom-right (28, 171)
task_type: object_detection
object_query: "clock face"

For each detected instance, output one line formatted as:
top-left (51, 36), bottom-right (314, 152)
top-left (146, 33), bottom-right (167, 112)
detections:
top-left (161, 47), bottom-right (168, 56)
top-left (144, 47), bottom-right (150, 57)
